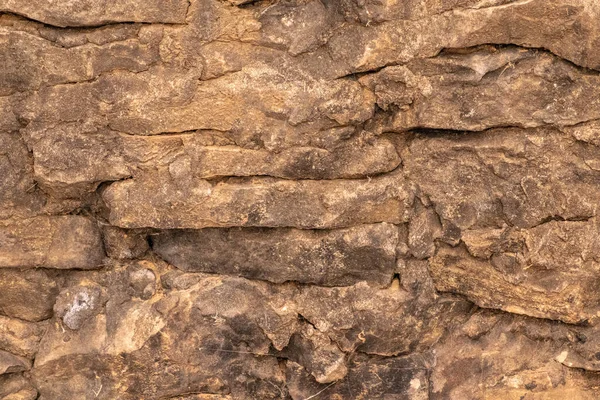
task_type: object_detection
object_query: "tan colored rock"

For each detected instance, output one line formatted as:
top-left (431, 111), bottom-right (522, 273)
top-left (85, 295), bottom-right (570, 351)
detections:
top-left (1, 0), bottom-right (189, 27)
top-left (408, 202), bottom-right (442, 259)
top-left (103, 170), bottom-right (414, 229)
top-left (0, 374), bottom-right (37, 400)
top-left (286, 353), bottom-right (430, 400)
top-left (0, 350), bottom-right (30, 375)
top-left (0, 316), bottom-right (46, 359)
top-left (152, 223), bottom-right (398, 287)
top-left (30, 124), bottom-right (399, 198)
top-left (282, 324), bottom-right (348, 384)
top-left (0, 131), bottom-right (45, 221)
top-left (22, 63), bottom-right (374, 136)
top-left (295, 276), bottom-right (472, 356)
top-left (405, 126), bottom-right (600, 230)
top-left (362, 46), bottom-right (600, 131)
top-left (6, 0), bottom-right (600, 397)
top-left (31, 260), bottom-right (469, 398)
top-left (319, 0), bottom-right (600, 76)
top-left (0, 216), bottom-right (104, 269)
top-left (33, 269), bottom-right (295, 399)
top-left (102, 226), bottom-right (149, 260)
top-left (431, 310), bottom-right (600, 399)
top-left (430, 218), bottom-right (600, 323)
top-left (0, 269), bottom-right (58, 322)
top-left (0, 27), bottom-right (161, 96)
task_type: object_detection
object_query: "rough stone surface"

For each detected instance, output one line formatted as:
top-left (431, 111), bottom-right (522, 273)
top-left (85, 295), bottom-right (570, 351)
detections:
top-left (0, 316), bottom-right (46, 359)
top-left (4, 0), bottom-right (600, 398)
top-left (0, 269), bottom-right (58, 322)
top-left (0, 216), bottom-right (105, 269)
top-left (152, 223), bottom-right (399, 286)
top-left (103, 170), bottom-right (414, 229)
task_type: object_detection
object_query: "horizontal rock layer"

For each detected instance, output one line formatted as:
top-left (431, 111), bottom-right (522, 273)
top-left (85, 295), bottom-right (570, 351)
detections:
top-left (152, 223), bottom-right (399, 287)
top-left (0, 216), bottom-right (104, 269)
top-left (3, 0), bottom-right (600, 398)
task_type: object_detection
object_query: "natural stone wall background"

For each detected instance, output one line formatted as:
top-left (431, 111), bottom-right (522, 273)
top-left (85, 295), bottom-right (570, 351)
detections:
top-left (2, 0), bottom-right (600, 398)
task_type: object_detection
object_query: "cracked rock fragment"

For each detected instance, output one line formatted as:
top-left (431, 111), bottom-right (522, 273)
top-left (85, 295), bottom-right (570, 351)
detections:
top-left (294, 275), bottom-right (472, 356)
top-left (286, 353), bottom-right (431, 400)
top-left (0, 350), bottom-right (30, 375)
top-left (0, 216), bottom-right (105, 269)
top-left (0, 316), bottom-right (46, 359)
top-left (152, 223), bottom-right (399, 287)
top-left (0, 130), bottom-right (45, 221)
top-left (362, 46), bottom-right (600, 131)
top-left (103, 170), bottom-right (414, 229)
top-left (0, 27), bottom-right (161, 96)
top-left (0, 269), bottom-right (58, 322)
top-left (432, 310), bottom-right (600, 399)
top-left (33, 268), bottom-right (294, 399)
top-left (1, 0), bottom-right (189, 27)
top-left (101, 226), bottom-right (149, 260)
top-left (430, 218), bottom-right (600, 323)
top-left (405, 125), bottom-right (600, 230)
top-left (29, 124), bottom-right (400, 198)
top-left (0, 373), bottom-right (37, 400)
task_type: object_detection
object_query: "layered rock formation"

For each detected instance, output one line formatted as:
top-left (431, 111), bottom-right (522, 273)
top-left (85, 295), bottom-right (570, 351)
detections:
top-left (3, 0), bottom-right (600, 398)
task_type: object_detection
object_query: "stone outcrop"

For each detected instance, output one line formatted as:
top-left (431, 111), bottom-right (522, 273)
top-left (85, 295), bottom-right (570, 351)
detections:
top-left (3, 0), bottom-right (600, 398)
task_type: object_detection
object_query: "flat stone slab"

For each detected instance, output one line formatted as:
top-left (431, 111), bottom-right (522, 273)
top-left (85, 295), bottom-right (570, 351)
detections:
top-left (0, 216), bottom-right (104, 269)
top-left (152, 223), bottom-right (399, 287)
top-left (1, 0), bottom-right (189, 27)
top-left (103, 170), bottom-right (414, 229)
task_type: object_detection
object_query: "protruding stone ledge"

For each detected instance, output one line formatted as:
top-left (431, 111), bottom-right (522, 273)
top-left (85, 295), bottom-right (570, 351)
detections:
top-left (152, 223), bottom-right (399, 287)
top-left (0, 269), bottom-right (58, 322)
top-left (103, 170), bottom-right (414, 229)
top-left (0, 216), bottom-right (105, 269)
top-left (1, 0), bottom-right (189, 27)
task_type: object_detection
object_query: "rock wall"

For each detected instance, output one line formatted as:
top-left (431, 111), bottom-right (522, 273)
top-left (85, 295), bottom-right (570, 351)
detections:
top-left (2, 0), bottom-right (600, 399)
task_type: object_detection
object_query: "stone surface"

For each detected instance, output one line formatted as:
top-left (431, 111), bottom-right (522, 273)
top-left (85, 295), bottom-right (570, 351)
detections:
top-left (27, 260), bottom-right (470, 398)
top-left (152, 223), bottom-right (398, 286)
top-left (0, 374), bottom-right (37, 400)
top-left (286, 354), bottom-right (431, 400)
top-left (431, 310), bottom-right (600, 399)
top-left (0, 350), bottom-right (31, 375)
top-left (362, 46), bottom-right (600, 131)
top-left (4, 0), bottom-right (600, 398)
top-left (1, 0), bottom-right (189, 27)
top-left (430, 218), bottom-right (600, 324)
top-left (0, 316), bottom-right (46, 359)
top-left (101, 225), bottom-right (149, 260)
top-left (404, 126), bottom-right (600, 230)
top-left (0, 216), bottom-right (105, 269)
top-left (103, 170), bottom-right (414, 229)
top-left (0, 269), bottom-right (58, 322)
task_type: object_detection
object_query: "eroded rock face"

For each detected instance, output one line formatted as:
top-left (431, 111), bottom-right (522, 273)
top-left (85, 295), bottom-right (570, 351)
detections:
top-left (1, 0), bottom-right (189, 27)
top-left (4, 0), bottom-right (600, 398)
top-left (431, 310), bottom-right (600, 399)
top-left (103, 170), bottom-right (414, 229)
top-left (152, 223), bottom-right (399, 287)
top-left (0, 216), bottom-right (105, 269)
top-left (431, 219), bottom-right (600, 324)
top-left (404, 126), bottom-right (600, 230)
top-left (0, 269), bottom-right (58, 322)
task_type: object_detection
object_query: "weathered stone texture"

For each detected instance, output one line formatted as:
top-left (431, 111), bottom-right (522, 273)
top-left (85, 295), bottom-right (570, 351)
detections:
top-left (4, 0), bottom-right (600, 398)
top-left (0, 269), bottom-right (58, 322)
top-left (1, 0), bottom-right (189, 27)
top-left (103, 170), bottom-right (414, 229)
top-left (0, 216), bottom-right (104, 269)
top-left (152, 223), bottom-right (398, 286)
